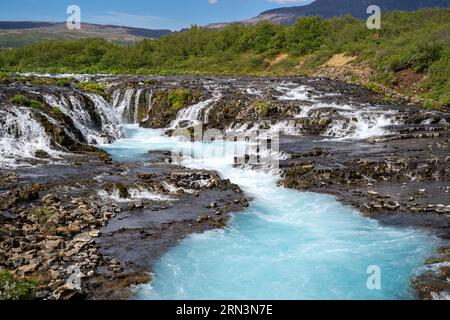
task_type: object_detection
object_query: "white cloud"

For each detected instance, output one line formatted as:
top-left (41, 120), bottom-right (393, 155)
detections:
top-left (208, 0), bottom-right (219, 4)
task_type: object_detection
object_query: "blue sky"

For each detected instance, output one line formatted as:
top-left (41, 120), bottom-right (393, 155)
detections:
top-left (0, 0), bottom-right (315, 30)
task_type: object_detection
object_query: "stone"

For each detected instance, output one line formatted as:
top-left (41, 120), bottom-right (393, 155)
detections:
top-left (34, 150), bottom-right (50, 159)
top-left (42, 238), bottom-right (64, 251)
top-left (17, 262), bottom-right (39, 274)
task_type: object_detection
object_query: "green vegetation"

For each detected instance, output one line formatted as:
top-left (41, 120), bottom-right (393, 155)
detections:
top-left (253, 100), bottom-right (271, 117)
top-left (0, 270), bottom-right (36, 300)
top-left (30, 76), bottom-right (76, 87)
top-left (143, 79), bottom-right (158, 85)
top-left (75, 81), bottom-right (106, 95)
top-left (0, 8), bottom-right (449, 106)
top-left (167, 89), bottom-right (192, 112)
top-left (0, 72), bottom-right (10, 84)
top-left (29, 99), bottom-right (43, 109)
top-left (10, 94), bottom-right (42, 109)
top-left (10, 94), bottom-right (29, 105)
top-left (51, 107), bottom-right (65, 119)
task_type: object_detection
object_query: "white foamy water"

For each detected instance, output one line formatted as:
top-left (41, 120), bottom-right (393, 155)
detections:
top-left (0, 108), bottom-right (61, 168)
top-left (276, 84), bottom-right (314, 101)
top-left (171, 92), bottom-right (222, 128)
top-left (113, 89), bottom-right (136, 123)
top-left (324, 110), bottom-right (397, 140)
top-left (98, 188), bottom-right (173, 203)
top-left (44, 93), bottom-right (123, 144)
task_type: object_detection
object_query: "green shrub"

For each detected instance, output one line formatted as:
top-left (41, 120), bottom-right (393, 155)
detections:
top-left (10, 94), bottom-right (42, 109)
top-left (143, 79), bottom-right (158, 85)
top-left (10, 94), bottom-right (30, 106)
top-left (51, 107), bottom-right (65, 118)
top-left (167, 89), bottom-right (191, 112)
top-left (30, 77), bottom-right (76, 87)
top-left (0, 270), bottom-right (36, 300)
top-left (423, 99), bottom-right (437, 110)
top-left (29, 99), bottom-right (42, 109)
top-left (30, 78), bottom-right (54, 86)
top-left (0, 72), bottom-right (10, 84)
top-left (253, 101), bottom-right (271, 117)
top-left (76, 81), bottom-right (106, 95)
top-left (287, 16), bottom-right (328, 55)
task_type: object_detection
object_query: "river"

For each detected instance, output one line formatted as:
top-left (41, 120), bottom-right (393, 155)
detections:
top-left (102, 125), bottom-right (440, 300)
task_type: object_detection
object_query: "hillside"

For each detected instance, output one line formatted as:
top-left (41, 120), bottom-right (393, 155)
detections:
top-left (0, 8), bottom-right (448, 108)
top-left (208, 0), bottom-right (450, 27)
top-left (0, 21), bottom-right (172, 48)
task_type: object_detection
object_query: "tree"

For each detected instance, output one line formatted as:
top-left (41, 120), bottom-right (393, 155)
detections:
top-left (287, 16), bottom-right (327, 55)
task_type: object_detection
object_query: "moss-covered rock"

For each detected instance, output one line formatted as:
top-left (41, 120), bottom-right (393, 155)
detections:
top-left (76, 82), bottom-right (106, 96)
top-left (141, 88), bottom-right (203, 128)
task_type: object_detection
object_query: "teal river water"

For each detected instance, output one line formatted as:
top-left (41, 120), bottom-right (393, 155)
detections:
top-left (102, 125), bottom-right (440, 300)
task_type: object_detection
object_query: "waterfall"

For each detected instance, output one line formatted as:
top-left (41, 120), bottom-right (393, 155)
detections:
top-left (324, 111), bottom-right (397, 140)
top-left (276, 84), bottom-right (313, 101)
top-left (0, 108), bottom-right (60, 168)
top-left (141, 91), bottom-right (154, 123)
top-left (113, 88), bottom-right (135, 123)
top-left (134, 89), bottom-right (143, 123)
top-left (171, 91), bottom-right (222, 128)
top-left (44, 93), bottom-right (123, 144)
top-left (84, 93), bottom-right (124, 142)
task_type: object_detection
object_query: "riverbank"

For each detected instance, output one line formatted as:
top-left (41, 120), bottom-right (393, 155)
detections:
top-left (0, 150), bottom-right (248, 300)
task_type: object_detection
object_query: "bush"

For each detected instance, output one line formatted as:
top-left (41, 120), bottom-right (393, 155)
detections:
top-left (287, 16), bottom-right (327, 55)
top-left (0, 270), bottom-right (36, 300)
top-left (253, 100), bottom-right (271, 117)
top-left (10, 94), bottom-right (42, 108)
top-left (76, 81), bottom-right (106, 95)
top-left (167, 89), bottom-right (191, 112)
top-left (10, 94), bottom-right (29, 105)
top-left (29, 99), bottom-right (43, 109)
top-left (0, 72), bottom-right (10, 84)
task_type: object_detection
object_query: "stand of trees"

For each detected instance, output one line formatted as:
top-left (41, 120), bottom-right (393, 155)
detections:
top-left (0, 8), bottom-right (448, 105)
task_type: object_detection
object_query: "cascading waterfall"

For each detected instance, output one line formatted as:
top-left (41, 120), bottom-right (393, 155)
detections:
top-left (133, 89), bottom-right (143, 124)
top-left (44, 93), bottom-right (123, 144)
top-left (141, 91), bottom-right (154, 123)
top-left (84, 93), bottom-right (124, 142)
top-left (171, 91), bottom-right (222, 128)
top-left (271, 84), bottom-right (400, 140)
top-left (113, 88), bottom-right (136, 123)
top-left (276, 84), bottom-right (314, 101)
top-left (0, 108), bottom-right (60, 167)
top-left (323, 109), bottom-right (398, 140)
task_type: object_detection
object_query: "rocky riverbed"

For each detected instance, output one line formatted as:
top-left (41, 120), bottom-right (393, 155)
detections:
top-left (0, 74), bottom-right (449, 299)
top-left (0, 150), bottom-right (248, 300)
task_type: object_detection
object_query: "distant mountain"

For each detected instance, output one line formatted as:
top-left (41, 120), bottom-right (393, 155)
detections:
top-left (0, 21), bottom-right (172, 48)
top-left (253, 0), bottom-right (450, 25)
top-left (207, 0), bottom-right (450, 28)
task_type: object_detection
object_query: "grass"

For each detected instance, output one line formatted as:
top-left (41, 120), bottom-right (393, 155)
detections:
top-left (75, 81), bottom-right (106, 95)
top-left (253, 100), bottom-right (271, 117)
top-left (10, 94), bottom-right (43, 109)
top-left (0, 270), bottom-right (36, 300)
top-left (0, 8), bottom-right (448, 107)
top-left (167, 89), bottom-right (192, 112)
top-left (30, 77), bottom-right (76, 87)
top-left (0, 72), bottom-right (10, 84)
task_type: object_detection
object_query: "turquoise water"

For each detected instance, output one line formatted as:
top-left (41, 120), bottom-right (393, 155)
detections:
top-left (102, 125), bottom-right (440, 300)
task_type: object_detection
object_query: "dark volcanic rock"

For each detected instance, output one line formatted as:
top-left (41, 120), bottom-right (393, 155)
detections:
top-left (0, 150), bottom-right (247, 300)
